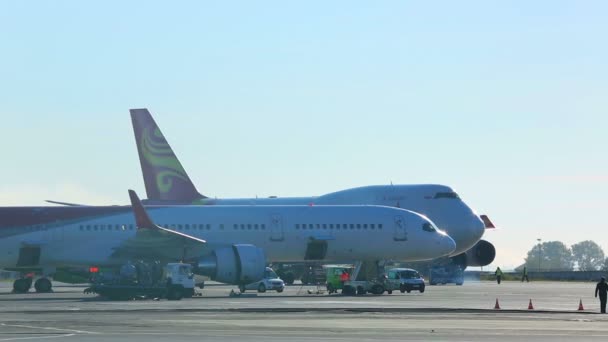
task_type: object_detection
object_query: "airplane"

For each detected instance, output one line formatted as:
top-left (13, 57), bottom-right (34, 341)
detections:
top-left (0, 190), bottom-right (456, 293)
top-left (130, 108), bottom-right (495, 269)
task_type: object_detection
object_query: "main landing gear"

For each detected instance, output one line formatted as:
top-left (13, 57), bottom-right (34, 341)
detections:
top-left (12, 277), bottom-right (53, 293)
top-left (34, 278), bottom-right (53, 293)
top-left (12, 277), bottom-right (32, 293)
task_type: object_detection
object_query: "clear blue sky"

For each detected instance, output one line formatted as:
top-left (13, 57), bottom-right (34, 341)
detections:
top-left (1, 1), bottom-right (606, 268)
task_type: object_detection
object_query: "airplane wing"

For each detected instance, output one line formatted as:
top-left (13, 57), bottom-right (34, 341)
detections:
top-left (110, 190), bottom-right (206, 263)
top-left (45, 200), bottom-right (89, 206)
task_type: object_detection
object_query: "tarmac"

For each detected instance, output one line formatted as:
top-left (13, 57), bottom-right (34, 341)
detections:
top-left (1, 280), bottom-right (608, 341)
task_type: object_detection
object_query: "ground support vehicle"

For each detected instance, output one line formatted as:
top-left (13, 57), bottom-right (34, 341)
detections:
top-left (429, 264), bottom-right (464, 285)
top-left (324, 263), bottom-right (386, 296)
top-left (241, 267), bottom-right (285, 293)
top-left (342, 279), bottom-right (386, 295)
top-left (300, 264), bottom-right (326, 285)
top-left (384, 268), bottom-right (425, 293)
top-left (84, 262), bottom-right (196, 300)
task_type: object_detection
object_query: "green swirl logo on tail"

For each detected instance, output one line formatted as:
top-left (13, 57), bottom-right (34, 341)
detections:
top-left (141, 127), bottom-right (190, 194)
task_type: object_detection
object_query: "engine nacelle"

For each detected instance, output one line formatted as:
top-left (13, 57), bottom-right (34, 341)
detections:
top-left (450, 240), bottom-right (496, 268)
top-left (196, 244), bottom-right (266, 285)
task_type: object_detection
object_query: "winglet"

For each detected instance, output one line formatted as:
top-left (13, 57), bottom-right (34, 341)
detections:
top-left (480, 215), bottom-right (496, 229)
top-left (129, 189), bottom-right (157, 229)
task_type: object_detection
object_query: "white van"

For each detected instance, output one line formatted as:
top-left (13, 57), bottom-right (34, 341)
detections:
top-left (385, 268), bottom-right (425, 294)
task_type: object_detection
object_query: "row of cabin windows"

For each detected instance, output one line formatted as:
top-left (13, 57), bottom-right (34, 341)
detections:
top-left (78, 223), bottom-right (383, 232)
top-left (164, 224), bottom-right (215, 230)
top-left (295, 223), bottom-right (383, 230)
top-left (233, 224), bottom-right (266, 230)
top-left (79, 224), bottom-right (134, 231)
top-left (78, 224), bottom-right (219, 231)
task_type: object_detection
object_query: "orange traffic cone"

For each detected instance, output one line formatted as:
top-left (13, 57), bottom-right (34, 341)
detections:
top-left (578, 299), bottom-right (584, 311)
top-left (528, 299), bottom-right (534, 310)
top-left (494, 298), bottom-right (501, 310)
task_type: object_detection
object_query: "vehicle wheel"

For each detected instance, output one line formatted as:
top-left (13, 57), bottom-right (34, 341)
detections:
top-left (167, 286), bottom-right (183, 300)
top-left (387, 290), bottom-right (392, 295)
top-left (277, 288), bottom-right (284, 293)
top-left (166, 288), bottom-right (176, 300)
top-left (182, 288), bottom-right (194, 298)
top-left (407, 290), bottom-right (412, 293)
top-left (456, 282), bottom-right (463, 286)
top-left (342, 285), bottom-right (356, 296)
top-left (420, 286), bottom-right (425, 293)
top-left (400, 285), bottom-right (406, 293)
top-left (239, 284), bottom-right (246, 293)
top-left (327, 283), bottom-right (335, 294)
top-left (13, 278), bottom-right (31, 293)
top-left (258, 283), bottom-right (266, 293)
top-left (371, 284), bottom-right (384, 295)
top-left (34, 278), bottom-right (52, 293)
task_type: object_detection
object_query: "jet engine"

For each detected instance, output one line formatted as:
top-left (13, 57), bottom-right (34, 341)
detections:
top-left (196, 244), bottom-right (266, 285)
top-left (450, 240), bottom-right (495, 268)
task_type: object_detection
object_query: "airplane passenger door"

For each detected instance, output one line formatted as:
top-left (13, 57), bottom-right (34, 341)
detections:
top-left (393, 216), bottom-right (408, 241)
top-left (269, 214), bottom-right (284, 241)
top-left (51, 226), bottom-right (63, 241)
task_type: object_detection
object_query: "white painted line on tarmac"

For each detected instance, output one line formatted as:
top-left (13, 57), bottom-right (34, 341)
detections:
top-left (0, 323), bottom-right (99, 341)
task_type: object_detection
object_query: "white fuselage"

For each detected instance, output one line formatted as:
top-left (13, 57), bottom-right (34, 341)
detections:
top-left (0, 205), bottom-right (455, 269)
top-left (194, 184), bottom-right (485, 256)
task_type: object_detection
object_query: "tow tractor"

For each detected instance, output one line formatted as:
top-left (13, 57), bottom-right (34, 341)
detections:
top-left (324, 263), bottom-right (387, 295)
top-left (84, 262), bottom-right (196, 300)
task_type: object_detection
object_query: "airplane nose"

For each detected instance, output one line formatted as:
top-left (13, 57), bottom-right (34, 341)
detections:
top-left (449, 216), bottom-right (486, 256)
top-left (439, 234), bottom-right (457, 256)
top-left (471, 216), bottom-right (485, 241)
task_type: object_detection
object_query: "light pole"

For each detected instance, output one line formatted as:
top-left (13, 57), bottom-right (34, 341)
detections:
top-left (537, 238), bottom-right (542, 272)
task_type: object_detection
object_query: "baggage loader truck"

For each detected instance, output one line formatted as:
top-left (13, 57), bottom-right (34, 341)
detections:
top-left (85, 262), bottom-right (196, 300)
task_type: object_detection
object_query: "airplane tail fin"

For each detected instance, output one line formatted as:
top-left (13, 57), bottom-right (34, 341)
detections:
top-left (130, 108), bottom-right (206, 202)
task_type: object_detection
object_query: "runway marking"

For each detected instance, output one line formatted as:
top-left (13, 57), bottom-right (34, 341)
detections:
top-left (0, 333), bottom-right (75, 341)
top-left (0, 323), bottom-right (99, 341)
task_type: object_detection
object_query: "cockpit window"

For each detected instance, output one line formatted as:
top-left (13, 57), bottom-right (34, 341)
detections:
top-left (433, 192), bottom-right (459, 199)
top-left (422, 222), bottom-right (436, 232)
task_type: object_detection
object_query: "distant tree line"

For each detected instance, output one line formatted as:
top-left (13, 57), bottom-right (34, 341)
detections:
top-left (524, 240), bottom-right (607, 271)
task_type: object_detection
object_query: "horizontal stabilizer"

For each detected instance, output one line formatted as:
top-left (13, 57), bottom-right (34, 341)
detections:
top-left (111, 190), bottom-right (208, 263)
top-left (128, 190), bottom-right (206, 244)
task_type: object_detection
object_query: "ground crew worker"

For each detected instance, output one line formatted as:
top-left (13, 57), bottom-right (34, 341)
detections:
top-left (340, 270), bottom-right (350, 287)
top-left (521, 266), bottom-right (529, 282)
top-left (495, 267), bottom-right (503, 284)
top-left (595, 277), bottom-right (608, 313)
